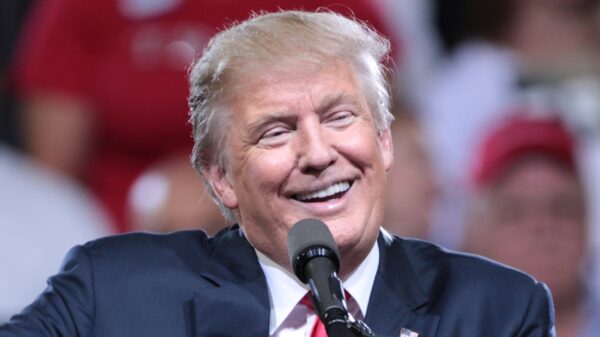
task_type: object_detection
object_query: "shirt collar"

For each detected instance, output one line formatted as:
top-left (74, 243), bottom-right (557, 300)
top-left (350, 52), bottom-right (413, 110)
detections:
top-left (344, 239), bottom-right (379, 317)
top-left (256, 240), bottom-right (380, 335)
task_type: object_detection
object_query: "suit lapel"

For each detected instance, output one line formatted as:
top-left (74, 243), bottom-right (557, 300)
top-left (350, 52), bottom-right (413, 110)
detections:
top-left (365, 233), bottom-right (440, 337)
top-left (193, 226), bottom-right (270, 337)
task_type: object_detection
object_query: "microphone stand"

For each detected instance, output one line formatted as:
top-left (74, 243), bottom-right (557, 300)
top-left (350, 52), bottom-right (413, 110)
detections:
top-left (307, 272), bottom-right (378, 337)
top-left (287, 219), bottom-right (378, 337)
top-left (324, 312), bottom-right (377, 337)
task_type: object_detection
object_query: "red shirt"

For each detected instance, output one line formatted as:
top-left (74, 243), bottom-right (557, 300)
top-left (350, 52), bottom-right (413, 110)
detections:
top-left (15, 0), bottom-right (397, 232)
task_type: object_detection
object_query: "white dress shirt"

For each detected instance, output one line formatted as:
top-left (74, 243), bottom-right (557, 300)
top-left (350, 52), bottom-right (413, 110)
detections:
top-left (256, 240), bottom-right (380, 337)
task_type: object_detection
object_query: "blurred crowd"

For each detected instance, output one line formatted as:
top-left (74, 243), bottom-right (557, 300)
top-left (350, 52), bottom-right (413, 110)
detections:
top-left (2, 0), bottom-right (600, 335)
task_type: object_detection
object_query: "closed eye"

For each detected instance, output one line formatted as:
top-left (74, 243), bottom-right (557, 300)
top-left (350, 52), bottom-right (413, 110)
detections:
top-left (326, 110), bottom-right (355, 128)
top-left (258, 126), bottom-right (292, 146)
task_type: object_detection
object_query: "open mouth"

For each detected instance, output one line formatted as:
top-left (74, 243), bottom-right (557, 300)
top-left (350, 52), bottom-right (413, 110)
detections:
top-left (292, 180), bottom-right (353, 203)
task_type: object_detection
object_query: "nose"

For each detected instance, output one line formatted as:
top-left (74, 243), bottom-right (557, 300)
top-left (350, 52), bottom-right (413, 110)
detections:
top-left (297, 123), bottom-right (338, 173)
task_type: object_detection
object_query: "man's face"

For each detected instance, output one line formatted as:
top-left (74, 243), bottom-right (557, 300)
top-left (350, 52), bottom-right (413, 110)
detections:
top-left (473, 159), bottom-right (586, 303)
top-left (208, 61), bottom-right (393, 274)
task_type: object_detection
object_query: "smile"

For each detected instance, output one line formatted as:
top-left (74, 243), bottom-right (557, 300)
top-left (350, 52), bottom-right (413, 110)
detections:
top-left (293, 181), bottom-right (352, 202)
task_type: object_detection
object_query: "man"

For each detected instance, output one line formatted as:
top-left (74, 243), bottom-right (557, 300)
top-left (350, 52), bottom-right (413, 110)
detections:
top-left (464, 115), bottom-right (600, 337)
top-left (0, 11), bottom-right (554, 337)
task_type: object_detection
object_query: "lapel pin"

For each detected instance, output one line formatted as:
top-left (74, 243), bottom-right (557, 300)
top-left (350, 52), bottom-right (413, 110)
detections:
top-left (400, 328), bottom-right (419, 337)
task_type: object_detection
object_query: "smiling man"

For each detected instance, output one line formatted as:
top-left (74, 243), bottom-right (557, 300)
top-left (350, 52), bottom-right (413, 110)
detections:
top-left (204, 60), bottom-right (391, 278)
top-left (1, 10), bottom-right (554, 337)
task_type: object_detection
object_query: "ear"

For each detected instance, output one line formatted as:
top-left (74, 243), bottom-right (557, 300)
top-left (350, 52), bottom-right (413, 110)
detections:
top-left (204, 165), bottom-right (238, 209)
top-left (379, 128), bottom-right (394, 172)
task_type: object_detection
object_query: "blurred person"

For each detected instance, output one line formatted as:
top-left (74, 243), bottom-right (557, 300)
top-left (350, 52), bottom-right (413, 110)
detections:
top-left (0, 144), bottom-right (111, 323)
top-left (417, 0), bottom-right (600, 248)
top-left (383, 112), bottom-right (438, 239)
top-left (418, 0), bottom-right (521, 247)
top-left (13, 0), bottom-right (393, 233)
top-left (127, 154), bottom-right (227, 234)
top-left (0, 10), bottom-right (555, 337)
top-left (464, 115), bottom-right (600, 337)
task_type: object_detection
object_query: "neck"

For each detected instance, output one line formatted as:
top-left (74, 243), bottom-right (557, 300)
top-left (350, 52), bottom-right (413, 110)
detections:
top-left (338, 252), bottom-right (366, 280)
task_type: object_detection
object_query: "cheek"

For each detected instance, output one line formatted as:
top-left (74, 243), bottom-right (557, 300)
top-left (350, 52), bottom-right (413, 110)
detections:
top-left (238, 148), bottom-right (295, 193)
top-left (338, 131), bottom-right (383, 167)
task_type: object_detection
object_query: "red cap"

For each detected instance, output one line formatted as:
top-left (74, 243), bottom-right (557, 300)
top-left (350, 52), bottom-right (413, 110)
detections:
top-left (471, 114), bottom-right (576, 186)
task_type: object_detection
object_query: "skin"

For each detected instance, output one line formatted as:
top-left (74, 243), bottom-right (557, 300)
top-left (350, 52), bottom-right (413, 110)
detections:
top-left (23, 94), bottom-right (94, 176)
top-left (466, 158), bottom-right (586, 307)
top-left (129, 156), bottom-right (228, 235)
top-left (383, 116), bottom-right (438, 239)
top-left (206, 60), bottom-right (393, 277)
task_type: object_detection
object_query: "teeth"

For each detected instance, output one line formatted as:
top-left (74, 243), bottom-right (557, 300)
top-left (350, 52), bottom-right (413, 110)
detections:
top-left (295, 181), bottom-right (350, 201)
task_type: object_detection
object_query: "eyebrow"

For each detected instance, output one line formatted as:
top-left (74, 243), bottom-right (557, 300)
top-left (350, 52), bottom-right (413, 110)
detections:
top-left (315, 92), bottom-right (364, 114)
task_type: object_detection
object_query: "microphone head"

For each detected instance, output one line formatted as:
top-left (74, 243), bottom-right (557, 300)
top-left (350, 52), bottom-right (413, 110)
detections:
top-left (287, 218), bottom-right (341, 283)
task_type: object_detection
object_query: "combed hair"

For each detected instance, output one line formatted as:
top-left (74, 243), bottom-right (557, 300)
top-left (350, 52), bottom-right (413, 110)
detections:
top-left (188, 10), bottom-right (393, 222)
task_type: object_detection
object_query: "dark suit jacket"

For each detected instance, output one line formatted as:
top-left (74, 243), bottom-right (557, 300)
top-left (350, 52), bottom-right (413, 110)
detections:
top-left (0, 226), bottom-right (554, 337)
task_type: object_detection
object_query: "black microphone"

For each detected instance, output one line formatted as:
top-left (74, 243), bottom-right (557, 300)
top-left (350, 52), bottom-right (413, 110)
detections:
top-left (287, 218), bottom-right (352, 337)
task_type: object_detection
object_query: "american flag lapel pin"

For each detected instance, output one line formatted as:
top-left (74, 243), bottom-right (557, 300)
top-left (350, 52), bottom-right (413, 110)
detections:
top-left (400, 328), bottom-right (419, 337)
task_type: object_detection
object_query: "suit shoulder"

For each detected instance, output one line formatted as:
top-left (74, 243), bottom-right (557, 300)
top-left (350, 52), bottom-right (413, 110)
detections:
top-left (381, 234), bottom-right (555, 335)
top-left (83, 229), bottom-right (213, 257)
top-left (390, 235), bottom-right (543, 295)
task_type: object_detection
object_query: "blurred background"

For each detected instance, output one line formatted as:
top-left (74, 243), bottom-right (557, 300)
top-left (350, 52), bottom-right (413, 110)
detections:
top-left (2, 0), bottom-right (600, 335)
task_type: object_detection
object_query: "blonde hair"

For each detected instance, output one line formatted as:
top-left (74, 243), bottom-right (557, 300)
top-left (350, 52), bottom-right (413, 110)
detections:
top-left (188, 10), bottom-right (393, 222)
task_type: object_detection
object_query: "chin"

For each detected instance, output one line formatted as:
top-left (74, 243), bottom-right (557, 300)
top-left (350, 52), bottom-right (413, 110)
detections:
top-left (333, 225), bottom-right (373, 249)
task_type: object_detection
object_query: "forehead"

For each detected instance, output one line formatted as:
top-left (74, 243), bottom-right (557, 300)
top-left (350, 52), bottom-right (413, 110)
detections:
top-left (230, 60), bottom-right (367, 116)
top-left (491, 157), bottom-right (581, 196)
